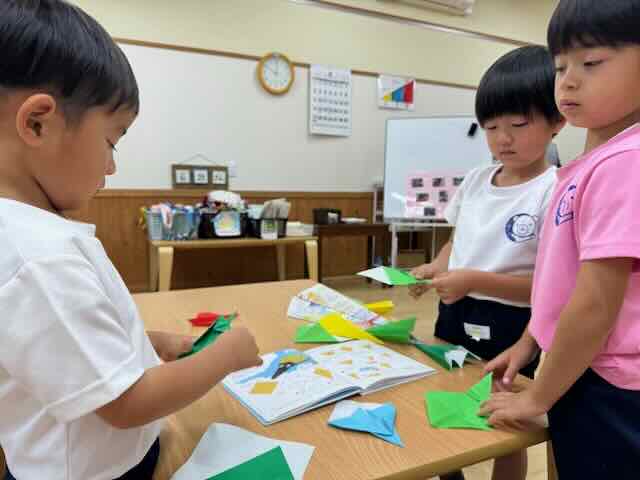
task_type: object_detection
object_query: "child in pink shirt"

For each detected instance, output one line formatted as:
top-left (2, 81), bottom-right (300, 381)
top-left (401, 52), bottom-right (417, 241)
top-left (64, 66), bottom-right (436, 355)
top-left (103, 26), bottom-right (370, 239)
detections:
top-left (482, 1), bottom-right (640, 477)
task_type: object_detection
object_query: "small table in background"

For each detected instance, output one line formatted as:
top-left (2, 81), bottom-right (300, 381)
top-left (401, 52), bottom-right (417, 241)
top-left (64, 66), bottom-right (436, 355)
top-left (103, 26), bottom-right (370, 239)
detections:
top-left (315, 223), bottom-right (390, 283)
top-left (148, 236), bottom-right (318, 292)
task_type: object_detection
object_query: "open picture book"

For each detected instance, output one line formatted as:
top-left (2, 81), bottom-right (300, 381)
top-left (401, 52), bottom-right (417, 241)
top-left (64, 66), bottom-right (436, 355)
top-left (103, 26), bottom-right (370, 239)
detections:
top-left (222, 340), bottom-right (436, 425)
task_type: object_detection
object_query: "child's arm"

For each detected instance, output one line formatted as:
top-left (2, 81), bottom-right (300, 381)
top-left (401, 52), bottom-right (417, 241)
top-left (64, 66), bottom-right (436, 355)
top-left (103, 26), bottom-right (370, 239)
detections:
top-left (146, 330), bottom-right (195, 362)
top-left (409, 232), bottom-right (453, 299)
top-left (480, 257), bottom-right (632, 425)
top-left (431, 270), bottom-right (531, 304)
top-left (95, 327), bottom-right (262, 429)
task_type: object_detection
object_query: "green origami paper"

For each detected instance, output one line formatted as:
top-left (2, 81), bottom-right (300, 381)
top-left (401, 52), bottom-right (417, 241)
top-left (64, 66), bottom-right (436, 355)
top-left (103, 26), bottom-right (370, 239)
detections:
top-left (366, 317), bottom-right (416, 343)
top-left (414, 342), bottom-right (474, 370)
top-left (179, 314), bottom-right (236, 358)
top-left (386, 267), bottom-right (430, 286)
top-left (207, 446), bottom-right (294, 480)
top-left (295, 322), bottom-right (337, 343)
top-left (425, 373), bottom-right (493, 431)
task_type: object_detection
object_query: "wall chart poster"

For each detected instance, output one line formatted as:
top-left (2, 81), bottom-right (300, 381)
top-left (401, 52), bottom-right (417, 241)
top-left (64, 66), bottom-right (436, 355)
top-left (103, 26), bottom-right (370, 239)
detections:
top-left (309, 65), bottom-right (352, 137)
top-left (378, 75), bottom-right (415, 110)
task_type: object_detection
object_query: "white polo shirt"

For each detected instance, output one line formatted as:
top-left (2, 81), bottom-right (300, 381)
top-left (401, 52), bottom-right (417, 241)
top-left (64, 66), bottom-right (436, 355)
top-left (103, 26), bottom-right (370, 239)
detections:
top-left (445, 164), bottom-right (557, 307)
top-left (0, 199), bottom-right (162, 479)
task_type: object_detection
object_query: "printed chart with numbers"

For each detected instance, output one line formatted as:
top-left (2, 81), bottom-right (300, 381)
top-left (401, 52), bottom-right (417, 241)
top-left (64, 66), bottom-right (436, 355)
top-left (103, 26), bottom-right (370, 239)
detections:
top-left (309, 64), bottom-right (352, 137)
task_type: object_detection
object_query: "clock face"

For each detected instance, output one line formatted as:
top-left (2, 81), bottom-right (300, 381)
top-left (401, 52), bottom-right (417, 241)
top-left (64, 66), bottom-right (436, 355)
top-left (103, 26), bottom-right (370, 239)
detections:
top-left (260, 54), bottom-right (294, 94)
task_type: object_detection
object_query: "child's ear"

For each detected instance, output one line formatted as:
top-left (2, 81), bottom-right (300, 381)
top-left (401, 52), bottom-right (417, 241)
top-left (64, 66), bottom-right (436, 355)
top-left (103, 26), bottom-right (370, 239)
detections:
top-left (15, 94), bottom-right (60, 147)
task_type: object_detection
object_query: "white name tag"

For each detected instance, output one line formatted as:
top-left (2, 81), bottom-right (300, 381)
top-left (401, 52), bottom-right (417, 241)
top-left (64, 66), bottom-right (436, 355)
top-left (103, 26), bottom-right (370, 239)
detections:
top-left (464, 323), bottom-right (491, 341)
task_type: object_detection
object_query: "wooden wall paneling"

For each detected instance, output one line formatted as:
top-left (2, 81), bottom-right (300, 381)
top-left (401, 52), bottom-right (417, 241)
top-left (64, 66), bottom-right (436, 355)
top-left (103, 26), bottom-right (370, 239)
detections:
top-left (69, 190), bottom-right (375, 292)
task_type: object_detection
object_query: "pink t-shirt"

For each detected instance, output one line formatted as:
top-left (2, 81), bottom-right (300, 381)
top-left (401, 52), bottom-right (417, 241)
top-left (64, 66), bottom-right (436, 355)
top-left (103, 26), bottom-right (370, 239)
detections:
top-left (529, 124), bottom-right (640, 390)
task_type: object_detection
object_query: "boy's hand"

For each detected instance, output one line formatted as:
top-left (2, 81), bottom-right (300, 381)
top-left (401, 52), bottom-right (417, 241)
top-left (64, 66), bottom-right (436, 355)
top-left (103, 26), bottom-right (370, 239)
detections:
top-left (409, 263), bottom-right (438, 299)
top-left (216, 327), bottom-right (263, 372)
top-left (431, 270), bottom-right (473, 304)
top-left (478, 389), bottom-right (549, 429)
top-left (484, 335), bottom-right (540, 391)
top-left (149, 331), bottom-right (195, 362)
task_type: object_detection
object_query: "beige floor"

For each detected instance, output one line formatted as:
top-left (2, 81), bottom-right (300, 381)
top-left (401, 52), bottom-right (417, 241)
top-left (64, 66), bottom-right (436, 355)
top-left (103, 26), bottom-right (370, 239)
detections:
top-left (324, 276), bottom-right (549, 480)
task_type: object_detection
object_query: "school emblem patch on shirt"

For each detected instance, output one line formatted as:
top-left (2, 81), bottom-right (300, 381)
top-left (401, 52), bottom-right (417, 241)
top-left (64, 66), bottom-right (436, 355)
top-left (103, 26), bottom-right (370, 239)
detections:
top-left (555, 185), bottom-right (576, 226)
top-left (505, 213), bottom-right (538, 242)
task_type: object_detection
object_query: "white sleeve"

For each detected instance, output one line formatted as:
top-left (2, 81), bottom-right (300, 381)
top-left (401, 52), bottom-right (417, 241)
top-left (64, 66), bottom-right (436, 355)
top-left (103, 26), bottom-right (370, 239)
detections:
top-left (0, 255), bottom-right (144, 423)
top-left (443, 171), bottom-right (473, 225)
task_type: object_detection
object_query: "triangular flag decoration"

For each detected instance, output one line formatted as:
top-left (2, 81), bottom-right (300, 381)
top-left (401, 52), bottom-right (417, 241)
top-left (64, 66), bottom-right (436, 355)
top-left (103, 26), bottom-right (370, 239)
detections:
top-left (364, 300), bottom-right (394, 315)
top-left (180, 314), bottom-right (236, 358)
top-left (366, 317), bottom-right (416, 343)
top-left (206, 446), bottom-right (294, 480)
top-left (357, 266), bottom-right (430, 286)
top-left (294, 323), bottom-right (338, 343)
top-left (425, 374), bottom-right (493, 431)
top-left (319, 313), bottom-right (383, 344)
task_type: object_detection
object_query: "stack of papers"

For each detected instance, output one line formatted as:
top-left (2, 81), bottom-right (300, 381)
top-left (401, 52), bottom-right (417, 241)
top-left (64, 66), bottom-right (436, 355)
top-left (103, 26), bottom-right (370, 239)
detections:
top-left (288, 284), bottom-right (386, 328)
top-left (357, 266), bottom-right (431, 286)
top-left (425, 374), bottom-right (493, 431)
top-left (171, 423), bottom-right (314, 480)
top-left (223, 340), bottom-right (435, 425)
top-left (328, 401), bottom-right (403, 446)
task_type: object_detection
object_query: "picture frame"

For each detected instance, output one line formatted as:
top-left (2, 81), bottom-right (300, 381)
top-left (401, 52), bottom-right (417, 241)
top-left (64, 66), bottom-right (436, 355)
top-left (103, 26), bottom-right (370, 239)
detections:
top-left (171, 164), bottom-right (230, 190)
top-left (173, 167), bottom-right (191, 186)
top-left (193, 168), bottom-right (209, 185)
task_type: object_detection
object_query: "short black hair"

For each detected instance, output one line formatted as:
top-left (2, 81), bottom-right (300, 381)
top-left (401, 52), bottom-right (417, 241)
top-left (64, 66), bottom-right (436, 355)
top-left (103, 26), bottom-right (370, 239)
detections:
top-left (548, 0), bottom-right (640, 56)
top-left (475, 45), bottom-right (561, 127)
top-left (0, 0), bottom-right (139, 118)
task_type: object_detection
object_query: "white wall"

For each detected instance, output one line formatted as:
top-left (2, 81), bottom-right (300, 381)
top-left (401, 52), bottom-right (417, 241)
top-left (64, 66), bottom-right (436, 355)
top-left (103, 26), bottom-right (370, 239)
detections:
top-left (109, 43), bottom-right (477, 191)
top-left (73, 0), bottom-right (558, 89)
top-left (111, 42), bottom-right (587, 190)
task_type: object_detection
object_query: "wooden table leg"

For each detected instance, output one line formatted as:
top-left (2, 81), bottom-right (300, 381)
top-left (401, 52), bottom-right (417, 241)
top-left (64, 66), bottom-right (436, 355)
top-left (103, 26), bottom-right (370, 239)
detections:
top-left (158, 246), bottom-right (174, 292)
top-left (276, 244), bottom-right (287, 281)
top-left (547, 441), bottom-right (558, 480)
top-left (317, 236), bottom-right (324, 283)
top-left (149, 244), bottom-right (159, 292)
top-left (305, 239), bottom-right (318, 281)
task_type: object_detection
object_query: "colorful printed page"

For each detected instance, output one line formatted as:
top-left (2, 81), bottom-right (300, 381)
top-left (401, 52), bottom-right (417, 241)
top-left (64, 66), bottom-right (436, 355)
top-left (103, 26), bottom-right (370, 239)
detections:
top-left (222, 349), bottom-right (359, 425)
top-left (306, 340), bottom-right (436, 395)
top-left (223, 341), bottom-right (435, 425)
top-left (287, 284), bottom-right (386, 328)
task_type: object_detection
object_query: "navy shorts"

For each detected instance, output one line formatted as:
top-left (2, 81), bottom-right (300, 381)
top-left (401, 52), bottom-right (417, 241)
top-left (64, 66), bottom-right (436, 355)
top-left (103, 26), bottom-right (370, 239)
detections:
top-left (548, 368), bottom-right (640, 479)
top-left (434, 296), bottom-right (540, 379)
top-left (4, 437), bottom-right (159, 480)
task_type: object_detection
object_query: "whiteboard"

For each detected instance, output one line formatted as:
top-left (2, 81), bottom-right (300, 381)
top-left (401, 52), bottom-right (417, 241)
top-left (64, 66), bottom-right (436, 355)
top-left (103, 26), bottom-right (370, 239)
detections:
top-left (383, 116), bottom-right (492, 221)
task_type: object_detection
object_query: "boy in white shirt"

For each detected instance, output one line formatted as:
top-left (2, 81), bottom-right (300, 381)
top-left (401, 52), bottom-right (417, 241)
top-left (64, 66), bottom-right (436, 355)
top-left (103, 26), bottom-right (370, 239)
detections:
top-left (410, 45), bottom-right (565, 480)
top-left (0, 2), bottom-right (262, 479)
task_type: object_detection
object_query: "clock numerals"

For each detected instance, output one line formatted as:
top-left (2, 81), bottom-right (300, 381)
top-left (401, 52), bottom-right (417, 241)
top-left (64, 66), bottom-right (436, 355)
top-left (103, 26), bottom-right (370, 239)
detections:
top-left (258, 53), bottom-right (294, 95)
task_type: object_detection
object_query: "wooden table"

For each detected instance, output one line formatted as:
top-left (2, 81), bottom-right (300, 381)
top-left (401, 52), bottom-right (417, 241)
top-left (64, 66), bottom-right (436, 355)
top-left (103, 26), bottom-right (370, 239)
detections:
top-left (316, 224), bottom-right (390, 282)
top-left (134, 280), bottom-right (556, 480)
top-left (148, 237), bottom-right (318, 291)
